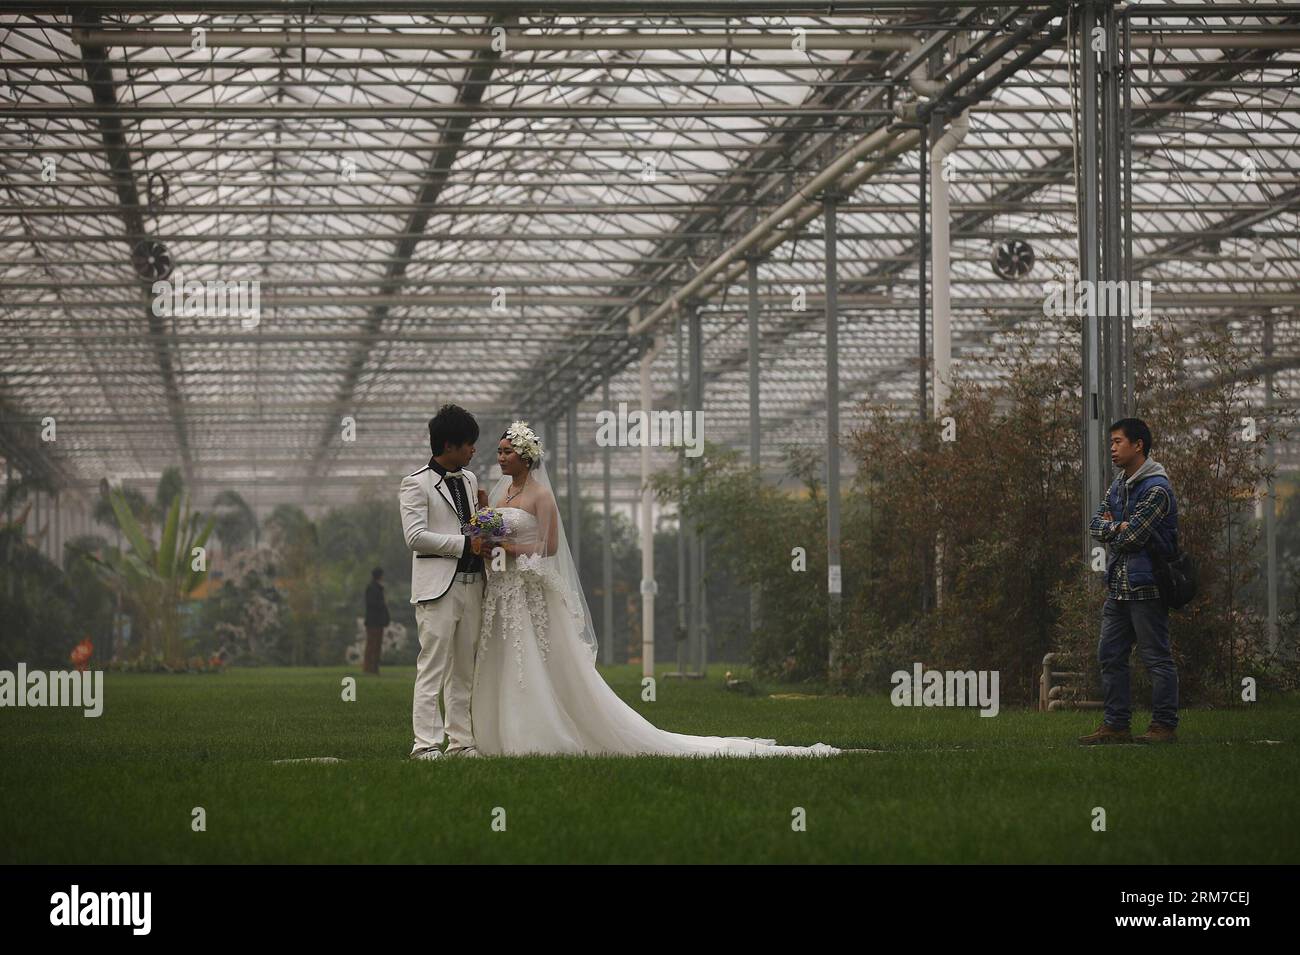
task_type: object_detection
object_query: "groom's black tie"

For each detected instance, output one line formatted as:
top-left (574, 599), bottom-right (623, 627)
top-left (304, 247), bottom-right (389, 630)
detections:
top-left (429, 457), bottom-right (483, 574)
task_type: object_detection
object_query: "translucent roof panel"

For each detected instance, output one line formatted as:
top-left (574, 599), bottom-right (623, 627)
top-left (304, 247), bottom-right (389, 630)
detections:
top-left (1, 2), bottom-right (1296, 510)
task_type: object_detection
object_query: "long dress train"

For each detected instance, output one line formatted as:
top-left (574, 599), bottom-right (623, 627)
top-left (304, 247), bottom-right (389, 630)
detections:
top-left (470, 507), bottom-right (840, 758)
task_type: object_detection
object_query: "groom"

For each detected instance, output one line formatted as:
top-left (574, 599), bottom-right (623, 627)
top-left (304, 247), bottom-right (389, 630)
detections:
top-left (399, 403), bottom-right (486, 760)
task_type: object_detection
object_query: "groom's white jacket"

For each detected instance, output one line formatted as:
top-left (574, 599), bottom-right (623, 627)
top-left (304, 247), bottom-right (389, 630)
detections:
top-left (399, 462), bottom-right (482, 604)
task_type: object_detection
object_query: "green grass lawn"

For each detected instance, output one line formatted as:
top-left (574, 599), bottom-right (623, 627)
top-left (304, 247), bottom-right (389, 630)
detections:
top-left (1, 665), bottom-right (1296, 864)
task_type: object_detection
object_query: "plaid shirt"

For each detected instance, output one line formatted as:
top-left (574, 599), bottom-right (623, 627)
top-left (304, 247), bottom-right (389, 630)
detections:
top-left (1088, 477), bottom-right (1171, 601)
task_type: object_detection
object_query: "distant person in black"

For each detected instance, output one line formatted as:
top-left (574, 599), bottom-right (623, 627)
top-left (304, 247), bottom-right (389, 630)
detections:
top-left (363, 566), bottom-right (390, 674)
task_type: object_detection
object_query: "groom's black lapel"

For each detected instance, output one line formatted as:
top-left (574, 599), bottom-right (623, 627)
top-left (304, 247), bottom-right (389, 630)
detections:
top-left (430, 473), bottom-right (462, 521)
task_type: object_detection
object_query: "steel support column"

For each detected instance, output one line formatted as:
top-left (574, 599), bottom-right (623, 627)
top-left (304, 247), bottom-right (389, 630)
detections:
top-left (747, 254), bottom-right (762, 640)
top-left (1079, 0), bottom-right (1106, 565)
top-left (687, 304), bottom-right (705, 676)
top-left (1264, 310), bottom-right (1279, 653)
top-left (638, 335), bottom-right (660, 681)
top-left (675, 311), bottom-right (689, 674)
top-left (601, 377), bottom-right (614, 665)
top-left (566, 403), bottom-right (581, 574)
top-left (824, 193), bottom-right (843, 675)
top-left (4, 459), bottom-right (11, 603)
top-left (544, 420), bottom-right (557, 481)
top-left (917, 126), bottom-right (929, 424)
top-left (1122, 7), bottom-right (1137, 413)
top-left (1101, 0), bottom-right (1125, 423)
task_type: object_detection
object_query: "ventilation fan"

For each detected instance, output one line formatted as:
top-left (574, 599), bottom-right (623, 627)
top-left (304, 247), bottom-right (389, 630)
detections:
top-left (131, 238), bottom-right (173, 281)
top-left (991, 238), bottom-right (1035, 280)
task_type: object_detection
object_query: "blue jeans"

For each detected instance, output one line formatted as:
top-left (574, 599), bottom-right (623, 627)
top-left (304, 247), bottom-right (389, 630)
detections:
top-left (1098, 597), bottom-right (1179, 729)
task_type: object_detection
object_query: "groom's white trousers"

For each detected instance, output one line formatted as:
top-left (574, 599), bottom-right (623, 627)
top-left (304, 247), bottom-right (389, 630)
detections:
top-left (411, 577), bottom-right (483, 755)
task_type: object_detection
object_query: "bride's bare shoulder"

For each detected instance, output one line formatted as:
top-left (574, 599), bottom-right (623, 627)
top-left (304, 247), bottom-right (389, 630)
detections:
top-left (524, 484), bottom-right (551, 511)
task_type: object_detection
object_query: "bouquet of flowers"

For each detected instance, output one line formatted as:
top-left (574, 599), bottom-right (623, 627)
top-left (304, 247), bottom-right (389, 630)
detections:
top-left (461, 506), bottom-right (507, 542)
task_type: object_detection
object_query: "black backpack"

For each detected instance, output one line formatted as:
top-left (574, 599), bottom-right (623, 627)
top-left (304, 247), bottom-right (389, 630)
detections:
top-left (1145, 530), bottom-right (1198, 611)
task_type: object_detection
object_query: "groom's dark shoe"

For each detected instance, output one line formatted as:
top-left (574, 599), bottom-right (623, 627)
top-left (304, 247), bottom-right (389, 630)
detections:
top-left (1077, 722), bottom-right (1132, 745)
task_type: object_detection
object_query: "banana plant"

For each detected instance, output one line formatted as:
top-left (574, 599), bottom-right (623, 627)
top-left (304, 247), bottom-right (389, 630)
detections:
top-left (86, 488), bottom-right (215, 667)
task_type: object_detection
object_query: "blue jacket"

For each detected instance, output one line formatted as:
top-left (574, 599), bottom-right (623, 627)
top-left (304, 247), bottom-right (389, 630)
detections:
top-left (1101, 461), bottom-right (1178, 592)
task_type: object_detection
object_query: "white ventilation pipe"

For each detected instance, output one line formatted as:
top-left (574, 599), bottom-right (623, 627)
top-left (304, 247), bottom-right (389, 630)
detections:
top-left (76, 28), bottom-right (924, 56)
top-left (628, 123), bottom-right (921, 335)
top-left (623, 12), bottom-right (978, 336)
top-left (638, 331), bottom-right (665, 680)
top-left (930, 109), bottom-right (969, 416)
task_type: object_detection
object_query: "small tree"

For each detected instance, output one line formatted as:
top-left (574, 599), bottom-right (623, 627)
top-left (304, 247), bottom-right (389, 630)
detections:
top-left (845, 335), bottom-right (1082, 701)
top-left (86, 489), bottom-right (215, 667)
top-left (651, 441), bottom-right (836, 684)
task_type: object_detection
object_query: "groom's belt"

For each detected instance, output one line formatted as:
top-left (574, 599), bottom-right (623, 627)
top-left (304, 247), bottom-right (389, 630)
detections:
top-left (413, 556), bottom-right (484, 577)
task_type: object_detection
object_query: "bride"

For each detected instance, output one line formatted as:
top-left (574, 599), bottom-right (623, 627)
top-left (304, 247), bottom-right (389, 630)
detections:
top-left (468, 420), bottom-right (840, 758)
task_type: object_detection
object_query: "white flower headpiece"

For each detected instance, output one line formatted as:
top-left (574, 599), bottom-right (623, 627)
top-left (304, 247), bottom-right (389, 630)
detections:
top-left (505, 419), bottom-right (544, 465)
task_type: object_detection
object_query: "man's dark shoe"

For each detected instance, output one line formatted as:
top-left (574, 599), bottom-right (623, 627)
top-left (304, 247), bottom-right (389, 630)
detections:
top-left (1077, 722), bottom-right (1132, 745)
top-left (1134, 723), bottom-right (1177, 744)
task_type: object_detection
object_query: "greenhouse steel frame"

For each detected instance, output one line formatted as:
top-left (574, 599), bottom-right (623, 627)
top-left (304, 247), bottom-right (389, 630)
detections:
top-left (2, 2), bottom-right (1297, 667)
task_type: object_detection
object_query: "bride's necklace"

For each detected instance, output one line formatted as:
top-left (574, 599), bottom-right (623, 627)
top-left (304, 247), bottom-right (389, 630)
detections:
top-left (504, 475), bottom-right (528, 505)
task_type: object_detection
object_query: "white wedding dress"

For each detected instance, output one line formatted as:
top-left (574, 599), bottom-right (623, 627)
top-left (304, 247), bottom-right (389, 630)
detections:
top-left (470, 505), bottom-right (841, 758)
